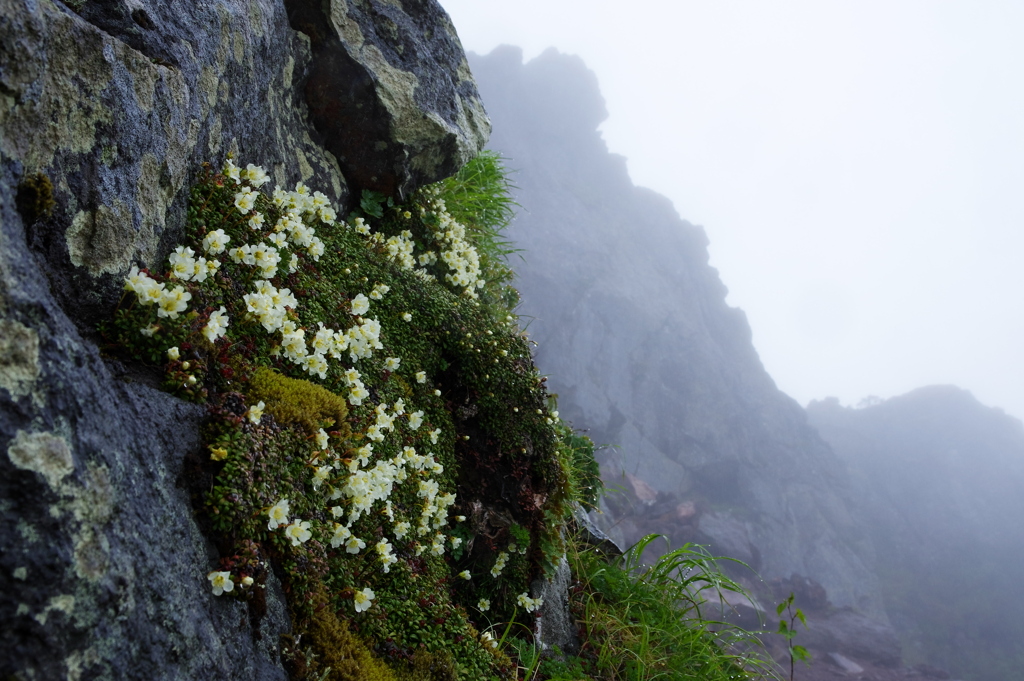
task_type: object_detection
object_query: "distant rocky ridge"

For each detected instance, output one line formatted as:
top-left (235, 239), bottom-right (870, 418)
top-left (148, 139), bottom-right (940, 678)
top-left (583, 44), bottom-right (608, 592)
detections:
top-left (808, 387), bottom-right (1024, 681)
top-left (469, 45), bottom-right (1021, 680)
top-left (469, 45), bottom-right (881, 616)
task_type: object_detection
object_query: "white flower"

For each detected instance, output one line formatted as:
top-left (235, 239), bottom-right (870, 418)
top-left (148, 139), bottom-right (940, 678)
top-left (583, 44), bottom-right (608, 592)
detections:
top-left (243, 163), bottom-right (271, 187)
top-left (394, 521), bottom-right (411, 539)
top-left (345, 535), bottom-right (366, 554)
top-left (402, 312), bottom-right (412, 322)
top-left (167, 346), bottom-right (180, 361)
top-left (157, 286), bottom-right (191, 319)
top-left (480, 631), bottom-right (497, 649)
top-left (458, 570), bottom-right (471, 580)
top-left (353, 587), bottom-right (375, 613)
top-left (312, 466), bottom-right (331, 489)
top-left (267, 498), bottom-right (290, 530)
top-left (477, 599), bottom-right (490, 612)
top-left (429, 429), bottom-right (441, 444)
top-left (350, 293), bottom-right (370, 316)
top-left (284, 520), bottom-right (312, 546)
top-left (234, 187), bottom-right (258, 214)
top-left (168, 245), bottom-right (197, 281)
top-left (316, 428), bottom-right (329, 450)
top-left (415, 371), bottom-right (426, 384)
top-left (248, 211), bottom-right (265, 230)
top-left (318, 206), bottom-right (336, 223)
top-left (384, 357), bottom-right (400, 371)
top-left (307, 236), bottom-right (324, 261)
top-left (348, 382), bottom-right (369, 406)
top-left (247, 400), bottom-right (266, 424)
top-left (223, 159), bottom-right (241, 184)
top-left (203, 306), bottom-right (229, 342)
top-left (451, 536), bottom-right (463, 549)
top-left (330, 523), bottom-right (352, 548)
top-left (408, 411), bottom-right (424, 431)
top-left (124, 267), bottom-right (164, 305)
top-left (208, 571), bottom-right (234, 596)
top-left (491, 551), bottom-right (509, 578)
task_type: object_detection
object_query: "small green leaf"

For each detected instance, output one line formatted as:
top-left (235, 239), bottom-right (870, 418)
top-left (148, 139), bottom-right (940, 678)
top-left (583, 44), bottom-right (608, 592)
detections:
top-left (360, 190), bottom-right (386, 218)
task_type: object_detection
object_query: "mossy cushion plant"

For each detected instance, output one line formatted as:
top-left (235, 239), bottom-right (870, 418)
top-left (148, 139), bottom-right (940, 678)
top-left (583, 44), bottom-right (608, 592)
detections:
top-left (102, 154), bottom-right (593, 680)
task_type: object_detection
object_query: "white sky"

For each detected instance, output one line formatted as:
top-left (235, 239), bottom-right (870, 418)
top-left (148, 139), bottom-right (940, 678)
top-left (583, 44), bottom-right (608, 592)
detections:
top-left (440, 0), bottom-right (1024, 421)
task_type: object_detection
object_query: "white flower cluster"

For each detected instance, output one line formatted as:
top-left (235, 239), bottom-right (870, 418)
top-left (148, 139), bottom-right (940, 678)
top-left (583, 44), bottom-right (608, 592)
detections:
top-left (490, 550), bottom-right (509, 578)
top-left (384, 231), bottom-right (416, 269)
top-left (342, 193), bottom-right (484, 299)
top-left (517, 592), bottom-right (544, 613)
top-left (169, 245), bottom-right (221, 283)
top-left (124, 267), bottom-right (193, 319)
top-left (263, 399), bottom-right (461, 580)
top-left (266, 498), bottom-right (313, 547)
top-left (224, 160), bottom-right (271, 188)
top-left (422, 195), bottom-right (485, 298)
top-left (243, 280), bottom-right (298, 332)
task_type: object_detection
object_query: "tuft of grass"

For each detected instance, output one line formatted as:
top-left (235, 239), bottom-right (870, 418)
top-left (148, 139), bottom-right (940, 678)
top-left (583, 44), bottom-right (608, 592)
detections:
top-left (568, 533), bottom-right (779, 681)
top-left (432, 150), bottom-right (518, 259)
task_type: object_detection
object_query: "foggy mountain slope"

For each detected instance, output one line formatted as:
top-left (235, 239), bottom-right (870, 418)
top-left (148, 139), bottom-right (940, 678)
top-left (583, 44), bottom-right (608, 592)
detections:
top-left (470, 46), bottom-right (880, 615)
top-left (807, 387), bottom-right (1024, 681)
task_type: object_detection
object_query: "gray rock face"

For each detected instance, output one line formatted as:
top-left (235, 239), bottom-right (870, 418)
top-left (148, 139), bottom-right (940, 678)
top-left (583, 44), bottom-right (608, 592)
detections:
top-left (0, 210), bottom-right (291, 677)
top-left (3, 0), bottom-right (348, 327)
top-left (469, 46), bottom-right (881, 615)
top-left (284, 0), bottom-right (491, 197)
top-left (800, 610), bottom-right (902, 668)
top-left (0, 0), bottom-right (485, 677)
top-left (532, 555), bottom-right (579, 656)
top-left (827, 652), bottom-right (865, 674)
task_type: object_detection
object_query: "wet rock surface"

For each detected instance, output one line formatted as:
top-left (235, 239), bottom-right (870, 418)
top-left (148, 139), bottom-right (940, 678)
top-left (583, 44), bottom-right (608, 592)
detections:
top-left (0, 0), bottom-right (485, 677)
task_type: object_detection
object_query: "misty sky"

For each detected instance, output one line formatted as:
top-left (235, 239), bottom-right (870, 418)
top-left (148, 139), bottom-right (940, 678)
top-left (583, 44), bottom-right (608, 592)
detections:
top-left (440, 1), bottom-right (1024, 420)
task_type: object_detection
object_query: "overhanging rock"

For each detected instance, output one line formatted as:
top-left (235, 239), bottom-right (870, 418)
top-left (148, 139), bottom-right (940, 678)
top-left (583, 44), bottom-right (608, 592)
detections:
top-left (285, 0), bottom-right (491, 198)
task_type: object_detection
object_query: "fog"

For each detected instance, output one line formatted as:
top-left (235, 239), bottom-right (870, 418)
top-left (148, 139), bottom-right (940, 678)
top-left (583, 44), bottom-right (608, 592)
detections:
top-left (440, 0), bottom-right (1024, 420)
top-left (464, 39), bottom-right (1024, 681)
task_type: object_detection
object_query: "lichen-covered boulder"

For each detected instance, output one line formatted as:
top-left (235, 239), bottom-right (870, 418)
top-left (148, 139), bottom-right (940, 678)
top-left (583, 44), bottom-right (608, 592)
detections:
top-left (2, 0), bottom-right (349, 325)
top-left (284, 0), bottom-right (491, 198)
top-left (0, 200), bottom-right (291, 678)
top-left (0, 0), bottom-right (488, 678)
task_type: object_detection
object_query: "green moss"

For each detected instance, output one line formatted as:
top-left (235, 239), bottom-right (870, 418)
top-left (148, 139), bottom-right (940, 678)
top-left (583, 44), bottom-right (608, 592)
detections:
top-left (300, 593), bottom-right (398, 681)
top-left (249, 367), bottom-right (350, 435)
